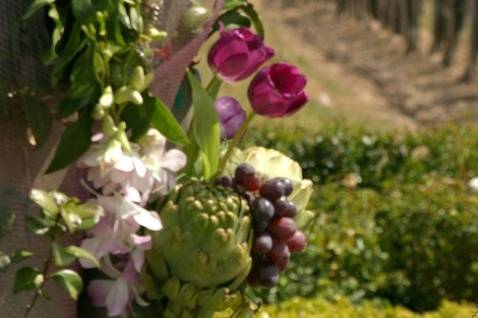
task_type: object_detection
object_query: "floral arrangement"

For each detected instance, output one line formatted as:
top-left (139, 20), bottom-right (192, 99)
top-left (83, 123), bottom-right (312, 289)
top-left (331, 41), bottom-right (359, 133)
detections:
top-left (0, 0), bottom-right (313, 317)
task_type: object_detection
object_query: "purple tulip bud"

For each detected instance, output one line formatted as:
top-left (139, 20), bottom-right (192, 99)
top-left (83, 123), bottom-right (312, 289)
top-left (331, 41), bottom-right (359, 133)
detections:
top-left (215, 96), bottom-right (247, 139)
top-left (208, 27), bottom-right (275, 82)
top-left (248, 62), bottom-right (308, 118)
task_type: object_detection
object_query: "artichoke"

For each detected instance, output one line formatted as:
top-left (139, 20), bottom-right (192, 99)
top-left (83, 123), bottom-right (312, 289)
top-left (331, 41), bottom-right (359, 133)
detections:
top-left (146, 179), bottom-right (253, 317)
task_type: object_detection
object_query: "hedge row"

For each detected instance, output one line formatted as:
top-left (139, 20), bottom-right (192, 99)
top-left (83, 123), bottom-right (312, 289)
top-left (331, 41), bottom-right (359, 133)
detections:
top-left (248, 124), bottom-right (478, 311)
top-left (248, 124), bottom-right (478, 188)
top-left (262, 297), bottom-right (474, 318)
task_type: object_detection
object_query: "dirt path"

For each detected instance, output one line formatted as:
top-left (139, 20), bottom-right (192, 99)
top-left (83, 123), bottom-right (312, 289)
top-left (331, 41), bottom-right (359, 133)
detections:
top-left (255, 0), bottom-right (478, 128)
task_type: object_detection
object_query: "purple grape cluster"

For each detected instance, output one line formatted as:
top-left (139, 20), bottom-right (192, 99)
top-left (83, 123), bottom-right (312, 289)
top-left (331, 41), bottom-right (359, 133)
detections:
top-left (217, 163), bottom-right (308, 287)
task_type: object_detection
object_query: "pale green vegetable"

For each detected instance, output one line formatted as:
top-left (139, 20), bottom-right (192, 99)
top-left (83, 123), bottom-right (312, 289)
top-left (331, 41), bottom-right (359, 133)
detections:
top-left (147, 179), bottom-right (253, 317)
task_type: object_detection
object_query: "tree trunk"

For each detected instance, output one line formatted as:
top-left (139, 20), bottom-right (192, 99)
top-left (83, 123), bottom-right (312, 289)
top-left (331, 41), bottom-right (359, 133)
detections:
top-left (462, 0), bottom-right (478, 80)
top-left (442, 0), bottom-right (466, 67)
top-left (430, 0), bottom-right (446, 53)
top-left (401, 0), bottom-right (422, 53)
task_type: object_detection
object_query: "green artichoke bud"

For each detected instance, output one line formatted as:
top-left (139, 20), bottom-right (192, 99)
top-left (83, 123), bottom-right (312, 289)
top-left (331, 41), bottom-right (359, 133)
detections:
top-left (147, 179), bottom-right (253, 316)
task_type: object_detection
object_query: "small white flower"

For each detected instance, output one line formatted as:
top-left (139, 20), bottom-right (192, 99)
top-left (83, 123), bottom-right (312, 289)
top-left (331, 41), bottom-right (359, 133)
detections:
top-left (98, 195), bottom-right (162, 231)
top-left (140, 129), bottom-right (187, 192)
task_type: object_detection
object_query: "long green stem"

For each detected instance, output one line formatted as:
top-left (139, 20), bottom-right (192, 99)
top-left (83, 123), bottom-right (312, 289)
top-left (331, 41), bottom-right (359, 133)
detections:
top-left (217, 112), bottom-right (255, 176)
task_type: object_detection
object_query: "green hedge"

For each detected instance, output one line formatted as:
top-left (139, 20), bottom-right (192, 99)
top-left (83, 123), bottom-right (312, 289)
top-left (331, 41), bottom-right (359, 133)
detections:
top-left (262, 297), bottom-right (474, 318)
top-left (248, 124), bottom-right (478, 311)
top-left (248, 124), bottom-right (478, 188)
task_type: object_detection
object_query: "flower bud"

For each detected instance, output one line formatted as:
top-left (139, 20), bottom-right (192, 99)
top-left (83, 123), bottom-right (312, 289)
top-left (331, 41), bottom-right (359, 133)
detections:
top-left (208, 27), bottom-right (275, 82)
top-left (98, 86), bottom-right (114, 108)
top-left (215, 96), bottom-right (247, 139)
top-left (130, 66), bottom-right (145, 92)
top-left (179, 2), bottom-right (211, 35)
top-left (148, 27), bottom-right (167, 42)
top-left (248, 62), bottom-right (308, 118)
top-left (115, 86), bottom-right (144, 105)
top-left (92, 106), bottom-right (106, 120)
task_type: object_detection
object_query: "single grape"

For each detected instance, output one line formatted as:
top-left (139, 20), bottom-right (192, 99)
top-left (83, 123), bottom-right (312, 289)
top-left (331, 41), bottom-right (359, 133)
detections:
top-left (235, 163), bottom-right (256, 185)
top-left (274, 197), bottom-right (298, 218)
top-left (281, 178), bottom-right (294, 196)
top-left (268, 217), bottom-right (296, 240)
top-left (215, 176), bottom-right (233, 188)
top-left (242, 174), bottom-right (261, 192)
top-left (251, 198), bottom-right (275, 232)
top-left (286, 231), bottom-right (307, 253)
top-left (260, 178), bottom-right (286, 201)
top-left (253, 232), bottom-right (273, 254)
top-left (258, 263), bottom-right (280, 287)
top-left (235, 163), bottom-right (261, 191)
top-left (275, 254), bottom-right (289, 272)
top-left (267, 240), bottom-right (290, 272)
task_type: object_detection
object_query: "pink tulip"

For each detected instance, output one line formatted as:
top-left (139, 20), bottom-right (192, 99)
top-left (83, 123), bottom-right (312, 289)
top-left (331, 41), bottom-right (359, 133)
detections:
top-left (208, 27), bottom-right (275, 82)
top-left (248, 62), bottom-right (308, 118)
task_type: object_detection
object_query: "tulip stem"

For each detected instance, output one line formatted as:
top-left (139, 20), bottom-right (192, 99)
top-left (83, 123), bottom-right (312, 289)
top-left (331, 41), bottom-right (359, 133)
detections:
top-left (206, 74), bottom-right (223, 100)
top-left (217, 112), bottom-right (255, 176)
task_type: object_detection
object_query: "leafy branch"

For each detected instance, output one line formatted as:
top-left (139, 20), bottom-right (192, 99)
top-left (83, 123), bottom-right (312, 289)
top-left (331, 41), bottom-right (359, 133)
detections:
top-left (1, 190), bottom-right (103, 317)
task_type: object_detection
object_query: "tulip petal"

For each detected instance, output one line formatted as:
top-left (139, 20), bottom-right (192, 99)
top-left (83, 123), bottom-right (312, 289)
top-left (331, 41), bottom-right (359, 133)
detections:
top-left (284, 92), bottom-right (309, 117)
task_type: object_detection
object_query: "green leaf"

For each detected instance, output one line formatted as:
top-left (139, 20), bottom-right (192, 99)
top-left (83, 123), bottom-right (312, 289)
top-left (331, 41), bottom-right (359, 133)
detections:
top-left (26, 215), bottom-right (54, 235)
top-left (129, 5), bottom-right (144, 33)
top-left (148, 96), bottom-right (190, 146)
top-left (23, 94), bottom-right (53, 148)
top-left (216, 11), bottom-right (251, 30)
top-left (223, 0), bottom-right (248, 11)
top-left (118, 3), bottom-right (131, 29)
top-left (11, 250), bottom-right (33, 263)
top-left (121, 102), bottom-right (155, 140)
top-left (187, 71), bottom-right (221, 179)
top-left (0, 252), bottom-right (11, 273)
top-left (64, 246), bottom-right (99, 268)
top-left (52, 243), bottom-right (76, 267)
top-left (58, 47), bottom-right (101, 118)
top-left (13, 267), bottom-right (43, 293)
top-left (51, 269), bottom-right (83, 300)
top-left (241, 4), bottom-right (265, 37)
top-left (42, 5), bottom-right (63, 64)
top-left (52, 25), bottom-right (87, 85)
top-left (172, 75), bottom-right (193, 123)
top-left (46, 111), bottom-right (93, 173)
top-left (72, 0), bottom-right (93, 21)
top-left (23, 0), bottom-right (55, 20)
top-left (30, 189), bottom-right (59, 216)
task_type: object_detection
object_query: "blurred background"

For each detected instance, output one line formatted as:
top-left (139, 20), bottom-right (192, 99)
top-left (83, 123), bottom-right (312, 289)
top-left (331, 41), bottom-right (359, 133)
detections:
top-left (221, 0), bottom-right (478, 317)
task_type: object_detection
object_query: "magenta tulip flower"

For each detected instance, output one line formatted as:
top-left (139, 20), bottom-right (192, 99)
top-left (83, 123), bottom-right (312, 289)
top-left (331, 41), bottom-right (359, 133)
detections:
top-left (208, 27), bottom-right (275, 82)
top-left (248, 62), bottom-right (308, 118)
top-left (215, 96), bottom-right (247, 139)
